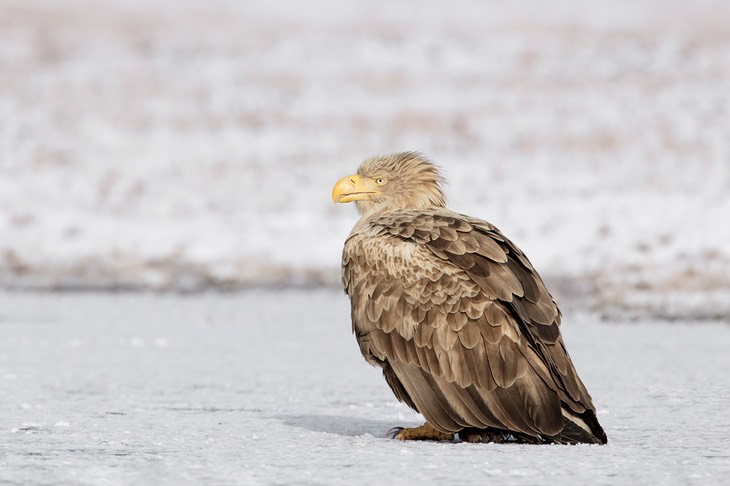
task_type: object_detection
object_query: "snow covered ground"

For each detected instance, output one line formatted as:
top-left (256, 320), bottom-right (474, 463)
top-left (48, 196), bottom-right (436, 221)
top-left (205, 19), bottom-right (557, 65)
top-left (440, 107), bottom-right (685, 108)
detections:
top-left (2, 5), bottom-right (728, 481)
top-left (1, 290), bottom-right (729, 485)
top-left (1, 0), bottom-right (730, 318)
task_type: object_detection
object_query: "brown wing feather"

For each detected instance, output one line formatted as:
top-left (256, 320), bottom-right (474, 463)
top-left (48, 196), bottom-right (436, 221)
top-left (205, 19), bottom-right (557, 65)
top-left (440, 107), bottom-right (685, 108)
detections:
top-left (343, 209), bottom-right (605, 443)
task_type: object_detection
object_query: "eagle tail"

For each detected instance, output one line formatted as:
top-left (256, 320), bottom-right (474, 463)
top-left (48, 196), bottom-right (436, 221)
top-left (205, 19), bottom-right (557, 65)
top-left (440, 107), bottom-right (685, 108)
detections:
top-left (558, 408), bottom-right (607, 444)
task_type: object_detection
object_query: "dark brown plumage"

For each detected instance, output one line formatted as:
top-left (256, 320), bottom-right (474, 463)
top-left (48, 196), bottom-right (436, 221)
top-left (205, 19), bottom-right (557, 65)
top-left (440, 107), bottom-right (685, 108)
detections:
top-left (332, 152), bottom-right (606, 444)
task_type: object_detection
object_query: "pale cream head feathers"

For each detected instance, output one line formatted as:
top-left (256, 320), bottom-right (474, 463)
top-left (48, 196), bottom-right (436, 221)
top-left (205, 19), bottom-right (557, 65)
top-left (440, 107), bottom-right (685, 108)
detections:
top-left (332, 152), bottom-right (446, 218)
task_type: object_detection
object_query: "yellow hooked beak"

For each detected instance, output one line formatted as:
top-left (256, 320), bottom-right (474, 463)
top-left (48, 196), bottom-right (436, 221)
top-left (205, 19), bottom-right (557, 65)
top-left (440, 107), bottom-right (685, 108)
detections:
top-left (332, 174), bottom-right (381, 203)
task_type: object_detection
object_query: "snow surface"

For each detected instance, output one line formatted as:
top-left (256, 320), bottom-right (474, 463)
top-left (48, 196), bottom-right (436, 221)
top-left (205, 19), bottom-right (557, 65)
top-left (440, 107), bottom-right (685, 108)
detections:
top-left (1, 290), bottom-right (729, 485)
top-left (1, 0), bottom-right (730, 318)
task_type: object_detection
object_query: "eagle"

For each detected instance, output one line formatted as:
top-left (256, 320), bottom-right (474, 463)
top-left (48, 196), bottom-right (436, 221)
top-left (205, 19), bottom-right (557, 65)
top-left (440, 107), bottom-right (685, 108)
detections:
top-left (332, 152), bottom-right (606, 444)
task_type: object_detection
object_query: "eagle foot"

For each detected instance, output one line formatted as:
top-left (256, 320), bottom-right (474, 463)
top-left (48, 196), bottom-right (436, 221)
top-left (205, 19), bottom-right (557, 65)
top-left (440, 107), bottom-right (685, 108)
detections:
top-left (459, 428), bottom-right (507, 444)
top-left (458, 427), bottom-right (543, 444)
top-left (386, 422), bottom-right (454, 441)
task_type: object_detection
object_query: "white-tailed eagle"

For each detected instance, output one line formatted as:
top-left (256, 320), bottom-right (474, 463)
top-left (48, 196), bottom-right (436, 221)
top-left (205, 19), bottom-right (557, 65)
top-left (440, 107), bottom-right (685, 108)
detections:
top-left (332, 152), bottom-right (606, 444)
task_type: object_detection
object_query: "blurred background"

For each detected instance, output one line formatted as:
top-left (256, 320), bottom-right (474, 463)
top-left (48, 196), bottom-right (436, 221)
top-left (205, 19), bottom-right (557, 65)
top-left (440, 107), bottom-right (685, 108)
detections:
top-left (1, 0), bottom-right (729, 319)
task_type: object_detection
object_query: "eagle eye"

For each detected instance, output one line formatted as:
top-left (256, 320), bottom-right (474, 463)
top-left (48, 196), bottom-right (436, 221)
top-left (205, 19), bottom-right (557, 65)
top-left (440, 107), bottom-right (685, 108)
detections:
top-left (374, 177), bottom-right (387, 186)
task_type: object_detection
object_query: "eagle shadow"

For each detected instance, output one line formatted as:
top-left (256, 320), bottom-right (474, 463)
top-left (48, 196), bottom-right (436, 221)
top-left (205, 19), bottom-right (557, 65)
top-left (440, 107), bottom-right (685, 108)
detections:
top-left (277, 414), bottom-right (420, 438)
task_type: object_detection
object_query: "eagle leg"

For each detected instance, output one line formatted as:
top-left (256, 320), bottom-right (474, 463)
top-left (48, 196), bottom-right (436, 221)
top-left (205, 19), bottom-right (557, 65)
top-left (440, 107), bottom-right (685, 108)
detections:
top-left (386, 422), bottom-right (454, 441)
top-left (459, 427), bottom-right (508, 443)
top-left (458, 427), bottom-right (549, 444)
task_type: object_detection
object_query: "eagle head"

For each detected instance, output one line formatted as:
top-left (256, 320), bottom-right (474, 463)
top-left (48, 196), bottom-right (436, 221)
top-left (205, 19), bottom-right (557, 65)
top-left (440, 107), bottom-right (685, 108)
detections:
top-left (332, 152), bottom-right (446, 217)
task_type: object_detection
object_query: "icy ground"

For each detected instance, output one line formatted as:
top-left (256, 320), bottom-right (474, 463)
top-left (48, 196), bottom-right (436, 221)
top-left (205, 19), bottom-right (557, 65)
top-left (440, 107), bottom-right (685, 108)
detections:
top-left (1, 290), bottom-right (729, 485)
top-left (1, 0), bottom-right (730, 318)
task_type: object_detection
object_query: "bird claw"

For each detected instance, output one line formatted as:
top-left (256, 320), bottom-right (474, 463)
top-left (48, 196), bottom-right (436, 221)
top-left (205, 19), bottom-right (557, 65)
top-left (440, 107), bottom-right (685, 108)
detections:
top-left (385, 423), bottom-right (454, 441)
